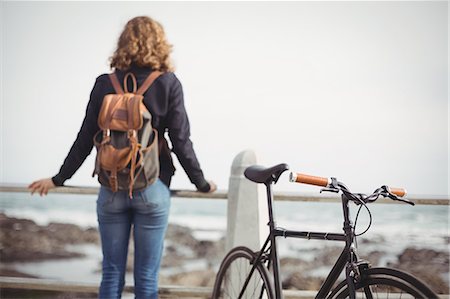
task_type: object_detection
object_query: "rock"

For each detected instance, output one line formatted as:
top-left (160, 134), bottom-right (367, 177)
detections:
top-left (0, 267), bottom-right (40, 278)
top-left (165, 224), bottom-right (198, 248)
top-left (0, 213), bottom-right (99, 262)
top-left (360, 250), bottom-right (384, 266)
top-left (2, 213), bottom-right (447, 295)
top-left (282, 272), bottom-right (324, 290)
top-left (279, 246), bottom-right (449, 294)
top-left (388, 247), bottom-right (449, 294)
top-left (160, 269), bottom-right (217, 287)
top-left (313, 246), bottom-right (343, 266)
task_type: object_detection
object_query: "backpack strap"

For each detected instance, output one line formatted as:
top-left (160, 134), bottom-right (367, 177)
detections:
top-left (127, 97), bottom-right (143, 130)
top-left (109, 73), bottom-right (125, 94)
top-left (136, 71), bottom-right (163, 95)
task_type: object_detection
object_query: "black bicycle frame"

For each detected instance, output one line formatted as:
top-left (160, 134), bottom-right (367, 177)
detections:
top-left (253, 183), bottom-right (358, 299)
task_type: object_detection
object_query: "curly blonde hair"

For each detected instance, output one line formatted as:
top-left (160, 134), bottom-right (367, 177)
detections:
top-left (110, 16), bottom-right (174, 72)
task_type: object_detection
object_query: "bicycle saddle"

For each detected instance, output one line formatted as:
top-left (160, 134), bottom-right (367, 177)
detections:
top-left (244, 163), bottom-right (290, 184)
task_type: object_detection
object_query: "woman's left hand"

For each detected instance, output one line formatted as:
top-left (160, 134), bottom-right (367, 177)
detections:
top-left (207, 181), bottom-right (217, 193)
top-left (28, 178), bottom-right (56, 196)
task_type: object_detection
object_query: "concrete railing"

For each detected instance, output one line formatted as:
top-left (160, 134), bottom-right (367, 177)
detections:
top-left (1, 150), bottom-right (448, 298)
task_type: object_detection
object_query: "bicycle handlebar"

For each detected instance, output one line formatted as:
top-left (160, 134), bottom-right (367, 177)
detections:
top-left (289, 172), bottom-right (331, 187)
top-left (289, 171), bottom-right (412, 205)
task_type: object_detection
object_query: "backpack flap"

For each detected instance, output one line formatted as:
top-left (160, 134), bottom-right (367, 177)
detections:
top-left (99, 144), bottom-right (134, 171)
top-left (98, 94), bottom-right (144, 131)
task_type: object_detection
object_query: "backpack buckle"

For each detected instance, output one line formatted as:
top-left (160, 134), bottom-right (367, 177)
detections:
top-left (103, 129), bottom-right (111, 138)
top-left (128, 129), bottom-right (137, 138)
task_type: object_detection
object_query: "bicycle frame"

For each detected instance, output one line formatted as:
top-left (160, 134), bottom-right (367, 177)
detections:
top-left (242, 182), bottom-right (359, 299)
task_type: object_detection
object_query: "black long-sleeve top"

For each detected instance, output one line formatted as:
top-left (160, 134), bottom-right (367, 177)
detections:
top-left (52, 65), bottom-right (210, 192)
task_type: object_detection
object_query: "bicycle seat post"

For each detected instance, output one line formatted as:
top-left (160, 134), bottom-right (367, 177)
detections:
top-left (265, 181), bottom-right (284, 299)
top-left (265, 182), bottom-right (276, 231)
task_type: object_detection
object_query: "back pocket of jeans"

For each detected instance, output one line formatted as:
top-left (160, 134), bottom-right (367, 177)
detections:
top-left (97, 187), bottom-right (116, 207)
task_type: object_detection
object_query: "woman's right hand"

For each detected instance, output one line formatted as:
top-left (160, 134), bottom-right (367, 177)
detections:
top-left (28, 178), bottom-right (56, 196)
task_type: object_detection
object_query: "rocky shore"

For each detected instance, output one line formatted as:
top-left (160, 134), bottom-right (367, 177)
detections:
top-left (0, 213), bottom-right (99, 262)
top-left (1, 213), bottom-right (448, 295)
top-left (0, 213), bottom-right (224, 286)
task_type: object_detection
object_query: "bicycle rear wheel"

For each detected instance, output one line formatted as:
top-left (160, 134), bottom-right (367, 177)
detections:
top-left (328, 267), bottom-right (438, 299)
top-left (212, 246), bottom-right (275, 299)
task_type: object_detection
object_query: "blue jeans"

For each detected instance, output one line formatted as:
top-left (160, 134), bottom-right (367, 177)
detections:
top-left (97, 179), bottom-right (171, 299)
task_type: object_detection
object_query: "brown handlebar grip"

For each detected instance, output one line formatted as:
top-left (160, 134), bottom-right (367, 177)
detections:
top-left (289, 172), bottom-right (330, 187)
top-left (389, 187), bottom-right (407, 197)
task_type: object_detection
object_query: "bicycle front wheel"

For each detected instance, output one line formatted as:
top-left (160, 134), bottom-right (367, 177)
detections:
top-left (212, 246), bottom-right (275, 299)
top-left (328, 267), bottom-right (438, 299)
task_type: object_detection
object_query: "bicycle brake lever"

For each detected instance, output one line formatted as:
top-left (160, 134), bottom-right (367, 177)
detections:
top-left (401, 198), bottom-right (415, 206)
top-left (320, 177), bottom-right (339, 193)
top-left (387, 194), bottom-right (415, 206)
top-left (320, 187), bottom-right (339, 194)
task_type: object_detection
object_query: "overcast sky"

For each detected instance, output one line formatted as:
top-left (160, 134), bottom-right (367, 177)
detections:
top-left (1, 1), bottom-right (448, 196)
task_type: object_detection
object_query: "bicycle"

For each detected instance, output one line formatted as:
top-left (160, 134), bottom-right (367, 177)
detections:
top-left (212, 163), bottom-right (438, 299)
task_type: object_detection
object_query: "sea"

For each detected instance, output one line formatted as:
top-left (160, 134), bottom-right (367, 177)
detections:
top-left (0, 191), bottom-right (448, 287)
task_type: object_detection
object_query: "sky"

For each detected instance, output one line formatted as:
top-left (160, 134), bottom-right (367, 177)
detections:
top-left (1, 1), bottom-right (448, 197)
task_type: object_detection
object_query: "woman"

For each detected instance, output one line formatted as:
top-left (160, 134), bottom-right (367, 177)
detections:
top-left (29, 16), bottom-right (216, 299)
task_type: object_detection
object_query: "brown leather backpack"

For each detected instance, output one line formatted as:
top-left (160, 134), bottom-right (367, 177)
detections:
top-left (92, 71), bottom-right (162, 197)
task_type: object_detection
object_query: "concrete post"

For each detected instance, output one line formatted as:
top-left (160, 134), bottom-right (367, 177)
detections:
top-left (226, 150), bottom-right (269, 252)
